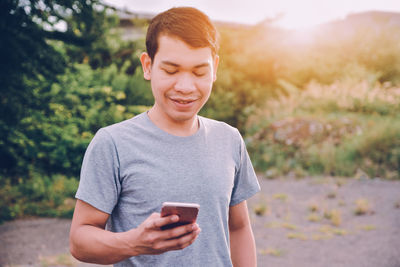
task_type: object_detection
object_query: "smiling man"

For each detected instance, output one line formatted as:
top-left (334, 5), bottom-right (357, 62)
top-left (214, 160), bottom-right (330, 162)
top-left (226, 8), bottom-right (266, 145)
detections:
top-left (142, 34), bottom-right (216, 136)
top-left (69, 7), bottom-right (260, 267)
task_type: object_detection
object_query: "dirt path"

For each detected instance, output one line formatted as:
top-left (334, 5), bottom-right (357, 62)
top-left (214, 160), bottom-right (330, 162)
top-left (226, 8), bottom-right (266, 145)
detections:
top-left (248, 176), bottom-right (400, 267)
top-left (1, 176), bottom-right (400, 267)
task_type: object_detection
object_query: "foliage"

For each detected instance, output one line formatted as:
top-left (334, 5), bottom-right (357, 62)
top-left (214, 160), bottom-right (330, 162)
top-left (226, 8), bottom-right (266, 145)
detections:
top-left (0, 174), bottom-right (78, 223)
top-left (0, 0), bottom-right (118, 176)
top-left (0, 61), bottom-right (151, 222)
top-left (246, 80), bottom-right (400, 179)
top-left (0, 0), bottom-right (153, 222)
top-left (11, 62), bottom-right (151, 178)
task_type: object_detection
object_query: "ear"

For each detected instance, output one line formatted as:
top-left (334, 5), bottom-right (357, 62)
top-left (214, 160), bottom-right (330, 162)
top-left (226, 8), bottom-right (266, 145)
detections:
top-left (140, 52), bottom-right (152, 80)
top-left (212, 55), bottom-right (219, 82)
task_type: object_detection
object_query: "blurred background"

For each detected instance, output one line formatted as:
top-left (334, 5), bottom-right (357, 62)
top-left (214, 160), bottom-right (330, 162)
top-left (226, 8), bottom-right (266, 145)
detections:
top-left (0, 0), bottom-right (399, 225)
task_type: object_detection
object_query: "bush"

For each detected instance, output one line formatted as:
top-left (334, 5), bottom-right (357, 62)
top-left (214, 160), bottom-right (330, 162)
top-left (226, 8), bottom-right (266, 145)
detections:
top-left (0, 62), bottom-right (152, 223)
top-left (247, 80), bottom-right (400, 179)
top-left (0, 174), bottom-right (79, 223)
top-left (4, 63), bottom-right (151, 180)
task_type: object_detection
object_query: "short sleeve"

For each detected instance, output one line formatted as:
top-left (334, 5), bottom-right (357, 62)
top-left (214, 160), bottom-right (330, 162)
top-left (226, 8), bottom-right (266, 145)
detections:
top-left (75, 128), bottom-right (121, 214)
top-left (230, 131), bottom-right (260, 206)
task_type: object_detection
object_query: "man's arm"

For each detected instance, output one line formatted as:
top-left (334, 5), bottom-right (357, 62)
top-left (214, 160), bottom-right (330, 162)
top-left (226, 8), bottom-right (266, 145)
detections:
top-left (229, 200), bottom-right (257, 267)
top-left (69, 199), bottom-right (201, 265)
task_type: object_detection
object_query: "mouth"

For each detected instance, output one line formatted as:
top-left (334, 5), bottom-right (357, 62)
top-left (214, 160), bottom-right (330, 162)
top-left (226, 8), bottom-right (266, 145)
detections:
top-left (174, 99), bottom-right (193, 104)
top-left (170, 98), bottom-right (197, 105)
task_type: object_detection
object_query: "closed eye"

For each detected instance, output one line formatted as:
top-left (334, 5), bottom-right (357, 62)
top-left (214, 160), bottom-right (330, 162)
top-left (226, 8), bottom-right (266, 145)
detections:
top-left (193, 72), bottom-right (206, 77)
top-left (163, 69), bottom-right (178, 75)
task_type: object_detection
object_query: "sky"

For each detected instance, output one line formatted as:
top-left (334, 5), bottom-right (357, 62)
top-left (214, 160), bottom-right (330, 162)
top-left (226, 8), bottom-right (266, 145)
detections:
top-left (104, 0), bottom-right (400, 29)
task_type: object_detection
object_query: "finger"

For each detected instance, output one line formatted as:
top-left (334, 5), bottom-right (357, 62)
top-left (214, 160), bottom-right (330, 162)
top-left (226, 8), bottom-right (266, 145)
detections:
top-left (150, 214), bottom-right (179, 229)
top-left (160, 228), bottom-right (201, 251)
top-left (162, 223), bottom-right (193, 240)
top-left (162, 223), bottom-right (200, 240)
top-left (144, 213), bottom-right (158, 230)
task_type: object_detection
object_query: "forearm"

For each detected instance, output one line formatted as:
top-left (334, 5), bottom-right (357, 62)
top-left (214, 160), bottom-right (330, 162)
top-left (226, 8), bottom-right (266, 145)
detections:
top-left (70, 211), bottom-right (200, 265)
top-left (70, 225), bottom-right (135, 265)
top-left (230, 224), bottom-right (257, 267)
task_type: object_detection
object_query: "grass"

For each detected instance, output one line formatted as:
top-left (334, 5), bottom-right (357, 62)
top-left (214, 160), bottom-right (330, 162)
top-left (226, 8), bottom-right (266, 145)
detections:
top-left (354, 198), bottom-right (371, 215)
top-left (359, 224), bottom-right (377, 231)
top-left (273, 193), bottom-right (289, 202)
top-left (318, 225), bottom-right (348, 236)
top-left (246, 80), bottom-right (400, 179)
top-left (0, 174), bottom-right (78, 223)
top-left (39, 253), bottom-right (76, 267)
top-left (253, 202), bottom-right (269, 216)
top-left (307, 213), bottom-right (322, 222)
top-left (332, 228), bottom-right (348, 236)
top-left (308, 203), bottom-right (320, 212)
top-left (259, 248), bottom-right (285, 257)
top-left (323, 209), bottom-right (342, 226)
top-left (265, 221), bottom-right (298, 230)
top-left (282, 222), bottom-right (298, 230)
top-left (287, 232), bottom-right (308, 240)
top-left (265, 221), bottom-right (281, 228)
top-left (311, 233), bottom-right (333, 240)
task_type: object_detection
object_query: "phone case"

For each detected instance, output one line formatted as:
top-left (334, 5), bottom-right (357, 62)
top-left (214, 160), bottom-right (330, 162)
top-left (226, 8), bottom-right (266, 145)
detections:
top-left (160, 202), bottom-right (200, 230)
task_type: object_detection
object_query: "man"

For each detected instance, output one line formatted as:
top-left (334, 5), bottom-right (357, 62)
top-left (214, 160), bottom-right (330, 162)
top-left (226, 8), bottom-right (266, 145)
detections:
top-left (69, 7), bottom-right (260, 267)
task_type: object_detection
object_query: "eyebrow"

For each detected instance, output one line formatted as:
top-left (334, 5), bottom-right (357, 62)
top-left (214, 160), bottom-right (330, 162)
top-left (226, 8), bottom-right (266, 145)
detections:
top-left (160, 61), bottom-right (210, 69)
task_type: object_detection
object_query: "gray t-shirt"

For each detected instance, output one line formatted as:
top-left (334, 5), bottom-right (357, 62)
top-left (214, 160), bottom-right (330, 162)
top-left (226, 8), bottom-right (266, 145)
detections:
top-left (76, 112), bottom-right (260, 266)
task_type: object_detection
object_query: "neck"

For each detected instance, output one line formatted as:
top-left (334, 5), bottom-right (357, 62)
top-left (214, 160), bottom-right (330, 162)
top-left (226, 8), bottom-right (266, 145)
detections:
top-left (147, 107), bottom-right (199, 137)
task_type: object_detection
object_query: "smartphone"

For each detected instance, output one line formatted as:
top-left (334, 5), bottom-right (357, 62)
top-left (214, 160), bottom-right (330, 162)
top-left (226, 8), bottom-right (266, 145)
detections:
top-left (160, 202), bottom-right (200, 230)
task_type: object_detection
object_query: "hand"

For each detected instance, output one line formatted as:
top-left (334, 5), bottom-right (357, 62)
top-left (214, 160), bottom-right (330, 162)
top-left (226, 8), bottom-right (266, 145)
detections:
top-left (126, 212), bottom-right (201, 256)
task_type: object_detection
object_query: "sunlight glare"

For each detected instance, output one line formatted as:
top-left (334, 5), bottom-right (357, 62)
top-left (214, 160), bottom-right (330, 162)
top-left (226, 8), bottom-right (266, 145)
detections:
top-left (276, 13), bottom-right (330, 30)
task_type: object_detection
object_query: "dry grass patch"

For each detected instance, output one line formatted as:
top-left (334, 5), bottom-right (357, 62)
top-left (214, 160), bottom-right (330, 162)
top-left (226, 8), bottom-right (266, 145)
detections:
top-left (253, 201), bottom-right (269, 216)
top-left (323, 209), bottom-right (342, 226)
top-left (281, 222), bottom-right (298, 230)
top-left (259, 248), bottom-right (285, 257)
top-left (354, 198), bottom-right (372, 215)
top-left (308, 203), bottom-right (320, 212)
top-left (311, 233), bottom-right (333, 240)
top-left (359, 224), bottom-right (377, 231)
top-left (318, 225), bottom-right (348, 236)
top-left (307, 213), bottom-right (322, 222)
top-left (273, 193), bottom-right (289, 202)
top-left (39, 253), bottom-right (77, 267)
top-left (265, 221), bottom-right (282, 228)
top-left (287, 232), bottom-right (308, 240)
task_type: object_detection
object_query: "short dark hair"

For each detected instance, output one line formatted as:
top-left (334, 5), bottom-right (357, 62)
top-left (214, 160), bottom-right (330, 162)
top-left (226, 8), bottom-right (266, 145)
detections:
top-left (145, 7), bottom-right (219, 61)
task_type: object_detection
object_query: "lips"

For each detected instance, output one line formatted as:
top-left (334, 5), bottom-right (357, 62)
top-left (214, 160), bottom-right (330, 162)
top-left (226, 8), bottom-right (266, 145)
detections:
top-left (174, 99), bottom-right (194, 104)
top-left (170, 97), bottom-right (198, 104)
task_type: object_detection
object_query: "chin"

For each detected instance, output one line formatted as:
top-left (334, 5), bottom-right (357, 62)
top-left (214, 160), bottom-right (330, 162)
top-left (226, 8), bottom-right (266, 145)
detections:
top-left (170, 111), bottom-right (198, 122)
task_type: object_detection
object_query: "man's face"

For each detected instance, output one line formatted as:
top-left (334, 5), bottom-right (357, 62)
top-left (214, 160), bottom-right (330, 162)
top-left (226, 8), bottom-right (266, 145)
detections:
top-left (141, 35), bottom-right (219, 125)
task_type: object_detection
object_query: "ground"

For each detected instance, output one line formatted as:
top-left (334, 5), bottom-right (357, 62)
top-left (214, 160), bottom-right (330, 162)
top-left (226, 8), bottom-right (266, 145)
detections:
top-left (1, 176), bottom-right (400, 267)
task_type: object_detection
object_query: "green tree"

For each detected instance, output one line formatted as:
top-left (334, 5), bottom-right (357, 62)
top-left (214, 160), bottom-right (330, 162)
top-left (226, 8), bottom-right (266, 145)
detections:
top-left (0, 0), bottom-right (116, 178)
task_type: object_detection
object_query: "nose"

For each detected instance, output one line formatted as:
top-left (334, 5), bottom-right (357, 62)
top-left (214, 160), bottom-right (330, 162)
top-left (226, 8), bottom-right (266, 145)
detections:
top-left (174, 73), bottom-right (196, 94)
